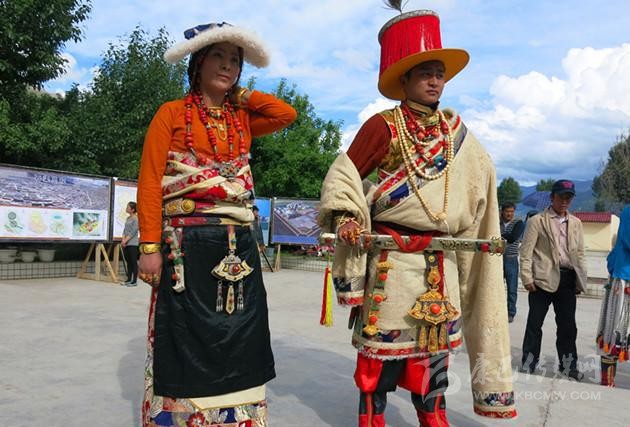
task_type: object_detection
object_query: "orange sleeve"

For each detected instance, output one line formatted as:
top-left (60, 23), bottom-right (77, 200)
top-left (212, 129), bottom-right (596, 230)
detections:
top-left (246, 90), bottom-right (297, 137)
top-left (346, 114), bottom-right (391, 179)
top-left (137, 103), bottom-right (174, 243)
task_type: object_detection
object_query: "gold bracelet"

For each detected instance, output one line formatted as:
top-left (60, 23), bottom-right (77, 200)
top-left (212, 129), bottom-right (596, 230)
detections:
top-left (236, 87), bottom-right (248, 105)
top-left (139, 243), bottom-right (161, 254)
top-left (336, 216), bottom-right (359, 229)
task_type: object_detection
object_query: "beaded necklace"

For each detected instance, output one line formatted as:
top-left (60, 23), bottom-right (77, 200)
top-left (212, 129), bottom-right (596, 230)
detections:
top-left (392, 103), bottom-right (454, 223)
top-left (184, 92), bottom-right (246, 165)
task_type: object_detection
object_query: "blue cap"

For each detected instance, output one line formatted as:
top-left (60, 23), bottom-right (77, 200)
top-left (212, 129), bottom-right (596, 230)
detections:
top-left (551, 179), bottom-right (575, 196)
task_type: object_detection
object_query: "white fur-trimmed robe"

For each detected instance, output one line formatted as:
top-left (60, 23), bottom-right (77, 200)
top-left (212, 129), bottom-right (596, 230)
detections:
top-left (318, 111), bottom-right (516, 418)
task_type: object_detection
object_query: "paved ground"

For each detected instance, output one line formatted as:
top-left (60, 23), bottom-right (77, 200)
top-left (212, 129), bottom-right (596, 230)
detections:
top-left (1, 270), bottom-right (628, 426)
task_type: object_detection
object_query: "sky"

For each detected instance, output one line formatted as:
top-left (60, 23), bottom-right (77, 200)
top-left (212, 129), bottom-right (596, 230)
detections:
top-left (45, 0), bottom-right (630, 185)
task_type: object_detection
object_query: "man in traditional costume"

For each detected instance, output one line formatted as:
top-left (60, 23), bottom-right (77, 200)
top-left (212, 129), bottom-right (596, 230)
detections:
top-left (318, 8), bottom-right (516, 427)
top-left (137, 22), bottom-right (296, 427)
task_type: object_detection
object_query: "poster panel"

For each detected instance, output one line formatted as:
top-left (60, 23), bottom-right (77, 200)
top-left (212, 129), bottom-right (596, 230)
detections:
top-left (112, 179), bottom-right (138, 240)
top-left (0, 164), bottom-right (111, 241)
top-left (270, 198), bottom-right (321, 245)
top-left (253, 197), bottom-right (271, 246)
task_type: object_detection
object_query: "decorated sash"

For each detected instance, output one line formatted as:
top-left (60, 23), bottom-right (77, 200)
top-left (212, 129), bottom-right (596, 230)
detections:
top-left (160, 151), bottom-right (255, 297)
top-left (371, 109), bottom-right (466, 219)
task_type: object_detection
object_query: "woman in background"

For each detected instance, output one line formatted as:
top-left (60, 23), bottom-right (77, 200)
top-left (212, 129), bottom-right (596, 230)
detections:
top-left (120, 201), bottom-right (138, 286)
top-left (596, 205), bottom-right (630, 386)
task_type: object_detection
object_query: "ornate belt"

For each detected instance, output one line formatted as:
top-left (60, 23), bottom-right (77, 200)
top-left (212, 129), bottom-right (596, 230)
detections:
top-left (163, 198), bottom-right (218, 217)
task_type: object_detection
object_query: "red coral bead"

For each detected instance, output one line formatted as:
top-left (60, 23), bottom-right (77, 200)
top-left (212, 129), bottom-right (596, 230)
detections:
top-left (378, 273), bottom-right (388, 282)
top-left (369, 315), bottom-right (378, 324)
top-left (430, 303), bottom-right (441, 314)
top-left (373, 294), bottom-right (384, 304)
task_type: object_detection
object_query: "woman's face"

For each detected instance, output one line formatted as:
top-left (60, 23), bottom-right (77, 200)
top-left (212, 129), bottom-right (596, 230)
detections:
top-left (198, 42), bottom-right (241, 96)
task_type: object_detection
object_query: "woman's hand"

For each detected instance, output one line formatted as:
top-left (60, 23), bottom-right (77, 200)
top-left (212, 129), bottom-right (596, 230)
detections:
top-left (139, 252), bottom-right (162, 287)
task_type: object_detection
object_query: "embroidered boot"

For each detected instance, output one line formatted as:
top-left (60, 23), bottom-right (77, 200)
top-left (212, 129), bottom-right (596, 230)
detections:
top-left (358, 414), bottom-right (385, 427)
top-left (600, 356), bottom-right (617, 387)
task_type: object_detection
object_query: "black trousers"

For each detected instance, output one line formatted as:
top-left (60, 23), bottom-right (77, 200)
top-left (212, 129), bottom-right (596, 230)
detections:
top-left (123, 245), bottom-right (138, 283)
top-left (522, 269), bottom-right (578, 371)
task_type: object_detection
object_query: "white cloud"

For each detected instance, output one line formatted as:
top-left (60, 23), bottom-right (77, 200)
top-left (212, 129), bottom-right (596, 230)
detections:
top-left (44, 53), bottom-right (96, 92)
top-left (464, 44), bottom-right (630, 182)
top-left (340, 97), bottom-right (397, 150)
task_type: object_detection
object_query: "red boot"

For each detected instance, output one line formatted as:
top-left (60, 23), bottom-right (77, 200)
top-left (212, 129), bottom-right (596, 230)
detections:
top-left (417, 409), bottom-right (449, 427)
top-left (358, 413), bottom-right (386, 427)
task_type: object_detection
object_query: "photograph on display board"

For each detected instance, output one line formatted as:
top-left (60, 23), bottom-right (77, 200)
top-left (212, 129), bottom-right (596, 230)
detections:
top-left (112, 180), bottom-right (138, 240)
top-left (253, 197), bottom-right (271, 246)
top-left (0, 164), bottom-right (111, 241)
top-left (72, 211), bottom-right (105, 238)
top-left (271, 198), bottom-right (321, 245)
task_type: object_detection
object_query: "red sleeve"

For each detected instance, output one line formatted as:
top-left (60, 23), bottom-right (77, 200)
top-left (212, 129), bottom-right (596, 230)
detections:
top-left (137, 103), bottom-right (173, 243)
top-left (346, 114), bottom-right (391, 178)
top-left (247, 90), bottom-right (297, 137)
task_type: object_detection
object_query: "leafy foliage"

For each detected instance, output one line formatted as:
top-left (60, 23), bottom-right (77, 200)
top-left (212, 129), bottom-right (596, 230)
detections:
top-left (497, 177), bottom-right (522, 206)
top-left (535, 178), bottom-right (555, 192)
top-left (0, 0), bottom-right (91, 98)
top-left (593, 132), bottom-right (630, 209)
top-left (68, 27), bottom-right (186, 178)
top-left (249, 79), bottom-right (342, 198)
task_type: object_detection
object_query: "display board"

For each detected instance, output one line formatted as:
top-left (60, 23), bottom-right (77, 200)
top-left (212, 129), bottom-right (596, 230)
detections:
top-left (111, 179), bottom-right (138, 240)
top-left (270, 198), bottom-right (321, 245)
top-left (253, 197), bottom-right (271, 246)
top-left (0, 164), bottom-right (111, 241)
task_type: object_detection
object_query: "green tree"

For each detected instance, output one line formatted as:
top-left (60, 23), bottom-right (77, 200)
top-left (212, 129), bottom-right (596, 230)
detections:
top-left (497, 177), bottom-right (522, 206)
top-left (249, 79), bottom-right (341, 198)
top-left (593, 132), bottom-right (630, 207)
top-left (0, 0), bottom-right (91, 98)
top-left (0, 90), bottom-right (73, 169)
top-left (536, 178), bottom-right (555, 191)
top-left (68, 27), bottom-right (186, 177)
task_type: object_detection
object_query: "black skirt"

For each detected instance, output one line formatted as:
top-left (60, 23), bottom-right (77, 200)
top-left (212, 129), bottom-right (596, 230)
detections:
top-left (152, 224), bottom-right (275, 398)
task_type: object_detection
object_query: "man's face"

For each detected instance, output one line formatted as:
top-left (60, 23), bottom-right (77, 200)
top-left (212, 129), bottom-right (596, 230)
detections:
top-left (550, 193), bottom-right (574, 215)
top-left (400, 60), bottom-right (446, 105)
top-left (501, 207), bottom-right (515, 222)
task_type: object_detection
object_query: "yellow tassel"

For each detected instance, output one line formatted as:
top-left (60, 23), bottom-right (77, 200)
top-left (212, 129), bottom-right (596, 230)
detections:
top-left (320, 266), bottom-right (334, 327)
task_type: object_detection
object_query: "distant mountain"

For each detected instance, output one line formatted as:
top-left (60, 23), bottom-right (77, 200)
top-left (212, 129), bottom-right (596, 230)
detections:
top-left (515, 179), bottom-right (595, 217)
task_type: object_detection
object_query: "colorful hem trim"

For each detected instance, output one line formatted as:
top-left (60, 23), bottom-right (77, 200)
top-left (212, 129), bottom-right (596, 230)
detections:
top-left (473, 406), bottom-right (517, 419)
top-left (352, 337), bottom-right (463, 360)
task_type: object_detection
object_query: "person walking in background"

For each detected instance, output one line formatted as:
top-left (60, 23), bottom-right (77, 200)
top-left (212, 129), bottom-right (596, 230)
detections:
top-left (596, 204), bottom-right (630, 387)
top-left (519, 179), bottom-right (588, 381)
top-left (252, 205), bottom-right (265, 251)
top-left (120, 201), bottom-right (139, 286)
top-left (136, 21), bottom-right (296, 427)
top-left (500, 202), bottom-right (524, 323)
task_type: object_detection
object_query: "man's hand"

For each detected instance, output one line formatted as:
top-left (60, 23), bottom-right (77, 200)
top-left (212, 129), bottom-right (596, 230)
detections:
top-left (139, 252), bottom-right (162, 287)
top-left (524, 283), bottom-right (536, 292)
top-left (337, 220), bottom-right (362, 246)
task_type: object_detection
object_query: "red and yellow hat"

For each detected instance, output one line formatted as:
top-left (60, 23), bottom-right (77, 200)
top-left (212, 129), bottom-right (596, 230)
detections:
top-left (378, 10), bottom-right (469, 100)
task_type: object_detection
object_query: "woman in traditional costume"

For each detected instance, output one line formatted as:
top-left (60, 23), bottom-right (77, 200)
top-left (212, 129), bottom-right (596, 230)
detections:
top-left (137, 22), bottom-right (296, 426)
top-left (597, 205), bottom-right (630, 387)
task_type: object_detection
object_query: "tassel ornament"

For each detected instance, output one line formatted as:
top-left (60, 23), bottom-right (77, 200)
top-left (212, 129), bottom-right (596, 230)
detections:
top-left (320, 266), bottom-right (334, 326)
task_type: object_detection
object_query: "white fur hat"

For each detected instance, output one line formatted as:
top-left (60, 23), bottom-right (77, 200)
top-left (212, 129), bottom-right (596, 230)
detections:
top-left (164, 22), bottom-right (270, 67)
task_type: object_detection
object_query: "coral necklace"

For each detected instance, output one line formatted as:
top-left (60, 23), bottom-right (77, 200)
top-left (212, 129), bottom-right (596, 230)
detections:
top-left (184, 92), bottom-right (246, 165)
top-left (392, 103), bottom-right (453, 223)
